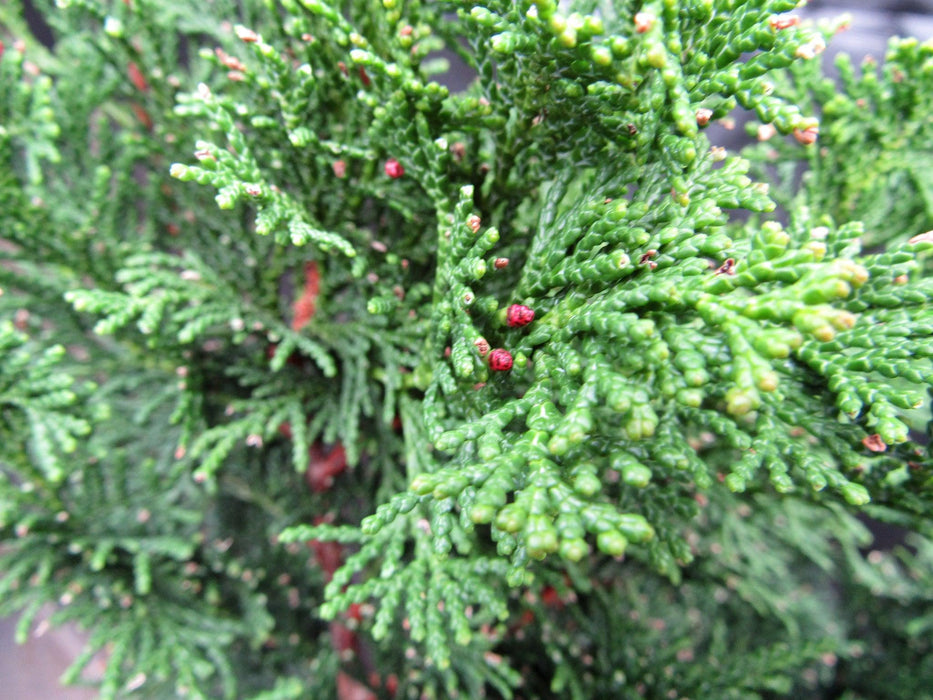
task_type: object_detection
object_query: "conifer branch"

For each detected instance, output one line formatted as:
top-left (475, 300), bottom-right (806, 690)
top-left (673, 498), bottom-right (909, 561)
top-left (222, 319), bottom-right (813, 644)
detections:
top-left (3, 0), bottom-right (933, 696)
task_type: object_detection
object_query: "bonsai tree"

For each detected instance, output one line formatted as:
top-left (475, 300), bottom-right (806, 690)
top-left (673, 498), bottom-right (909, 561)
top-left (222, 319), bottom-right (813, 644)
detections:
top-left (2, 0), bottom-right (932, 697)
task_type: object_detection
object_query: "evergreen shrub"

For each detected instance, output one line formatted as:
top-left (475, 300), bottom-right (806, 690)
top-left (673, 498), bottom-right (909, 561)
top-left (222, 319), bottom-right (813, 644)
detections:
top-left (2, 0), bottom-right (933, 697)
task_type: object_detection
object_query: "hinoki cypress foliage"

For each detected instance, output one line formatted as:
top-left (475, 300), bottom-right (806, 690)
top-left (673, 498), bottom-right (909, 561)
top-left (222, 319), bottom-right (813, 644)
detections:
top-left (2, 0), bottom-right (933, 697)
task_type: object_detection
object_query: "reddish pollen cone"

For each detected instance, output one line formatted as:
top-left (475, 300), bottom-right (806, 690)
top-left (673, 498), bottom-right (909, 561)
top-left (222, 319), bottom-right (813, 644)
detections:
top-left (793, 126), bottom-right (819, 145)
top-left (292, 261), bottom-right (320, 331)
top-left (862, 434), bottom-right (887, 452)
top-left (346, 603), bottom-right (363, 622)
top-left (309, 539), bottom-right (343, 580)
top-left (131, 104), bottom-right (153, 130)
top-left (384, 158), bottom-right (405, 179)
top-left (331, 625), bottom-right (359, 656)
top-left (540, 585), bottom-right (564, 609)
top-left (488, 348), bottom-right (513, 371)
top-left (336, 672), bottom-right (376, 700)
top-left (128, 62), bottom-right (149, 92)
top-left (507, 304), bottom-right (535, 327)
top-left (305, 442), bottom-right (347, 492)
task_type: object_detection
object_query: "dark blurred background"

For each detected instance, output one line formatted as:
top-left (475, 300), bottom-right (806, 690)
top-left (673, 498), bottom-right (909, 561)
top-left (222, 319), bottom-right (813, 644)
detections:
top-left (2, 1), bottom-right (932, 698)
